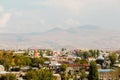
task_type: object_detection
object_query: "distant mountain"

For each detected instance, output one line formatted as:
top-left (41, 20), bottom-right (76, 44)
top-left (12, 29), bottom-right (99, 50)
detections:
top-left (47, 27), bottom-right (64, 32)
top-left (0, 25), bottom-right (120, 50)
top-left (67, 25), bottom-right (100, 33)
top-left (78, 25), bottom-right (100, 30)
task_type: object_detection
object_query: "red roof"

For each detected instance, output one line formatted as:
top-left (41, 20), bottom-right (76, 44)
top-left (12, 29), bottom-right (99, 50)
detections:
top-left (66, 64), bottom-right (89, 67)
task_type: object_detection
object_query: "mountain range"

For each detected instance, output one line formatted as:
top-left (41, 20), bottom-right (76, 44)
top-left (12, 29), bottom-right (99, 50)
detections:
top-left (0, 25), bottom-right (120, 50)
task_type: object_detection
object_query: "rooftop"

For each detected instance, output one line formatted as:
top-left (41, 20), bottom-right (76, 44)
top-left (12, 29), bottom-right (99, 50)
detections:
top-left (98, 69), bottom-right (113, 72)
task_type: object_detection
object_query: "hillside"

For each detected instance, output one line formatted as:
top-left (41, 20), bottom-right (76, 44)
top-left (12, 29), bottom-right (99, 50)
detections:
top-left (0, 25), bottom-right (120, 50)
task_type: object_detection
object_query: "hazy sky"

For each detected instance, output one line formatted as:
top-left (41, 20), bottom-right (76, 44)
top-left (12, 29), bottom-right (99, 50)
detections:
top-left (0, 0), bottom-right (120, 33)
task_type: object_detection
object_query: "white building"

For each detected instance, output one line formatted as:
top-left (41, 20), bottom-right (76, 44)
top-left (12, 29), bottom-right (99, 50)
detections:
top-left (0, 65), bottom-right (4, 71)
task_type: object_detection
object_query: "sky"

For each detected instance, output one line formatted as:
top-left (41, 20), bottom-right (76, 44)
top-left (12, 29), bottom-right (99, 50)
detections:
top-left (0, 0), bottom-right (120, 33)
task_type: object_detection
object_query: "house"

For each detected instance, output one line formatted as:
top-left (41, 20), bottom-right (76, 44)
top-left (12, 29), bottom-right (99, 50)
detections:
top-left (0, 65), bottom-right (4, 71)
top-left (13, 50), bottom-right (25, 55)
top-left (98, 69), bottom-right (118, 80)
top-left (28, 49), bottom-right (40, 58)
top-left (53, 74), bottom-right (61, 80)
top-left (33, 50), bottom-right (40, 58)
top-left (28, 49), bottom-right (34, 56)
top-left (88, 57), bottom-right (96, 62)
top-left (66, 63), bottom-right (89, 75)
top-left (49, 60), bottom-right (61, 73)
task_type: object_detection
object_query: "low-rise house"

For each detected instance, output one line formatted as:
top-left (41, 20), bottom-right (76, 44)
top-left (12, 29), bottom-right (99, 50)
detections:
top-left (49, 60), bottom-right (61, 73)
top-left (98, 69), bottom-right (118, 80)
top-left (53, 74), bottom-right (61, 80)
top-left (13, 50), bottom-right (25, 55)
top-left (114, 63), bottom-right (120, 67)
top-left (28, 49), bottom-right (40, 58)
top-left (66, 63), bottom-right (89, 75)
top-left (88, 57), bottom-right (96, 62)
top-left (0, 65), bottom-right (4, 71)
top-left (33, 50), bottom-right (40, 58)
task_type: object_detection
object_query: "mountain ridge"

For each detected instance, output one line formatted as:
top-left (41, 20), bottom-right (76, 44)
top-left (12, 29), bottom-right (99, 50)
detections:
top-left (0, 25), bottom-right (120, 50)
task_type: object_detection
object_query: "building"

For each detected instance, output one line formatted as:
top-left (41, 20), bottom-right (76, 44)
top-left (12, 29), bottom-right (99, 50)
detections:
top-left (13, 50), bottom-right (25, 55)
top-left (49, 60), bottom-right (61, 73)
top-left (28, 49), bottom-right (40, 58)
top-left (0, 65), bottom-right (4, 71)
top-left (53, 74), bottom-right (61, 80)
top-left (66, 63), bottom-right (89, 75)
top-left (34, 50), bottom-right (39, 58)
top-left (96, 52), bottom-right (105, 68)
top-left (98, 69), bottom-right (118, 80)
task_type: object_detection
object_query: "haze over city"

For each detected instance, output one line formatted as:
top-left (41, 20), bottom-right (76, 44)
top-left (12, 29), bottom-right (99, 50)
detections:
top-left (0, 0), bottom-right (120, 49)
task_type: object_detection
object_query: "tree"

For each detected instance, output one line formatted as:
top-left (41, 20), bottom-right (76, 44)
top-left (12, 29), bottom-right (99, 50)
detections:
top-left (75, 58), bottom-right (81, 64)
top-left (31, 57), bottom-right (45, 67)
top-left (60, 64), bottom-right (67, 72)
top-left (88, 61), bottom-right (99, 80)
top-left (39, 51), bottom-right (43, 57)
top-left (11, 58), bottom-right (15, 67)
top-left (89, 50), bottom-right (95, 57)
top-left (4, 58), bottom-right (12, 71)
top-left (80, 59), bottom-right (88, 64)
top-left (14, 55), bottom-right (25, 68)
top-left (109, 52), bottom-right (117, 67)
top-left (74, 73), bottom-right (77, 80)
top-left (0, 73), bottom-right (16, 80)
top-left (80, 69), bottom-right (87, 80)
top-left (113, 67), bottom-right (120, 79)
top-left (75, 58), bottom-right (88, 64)
top-left (26, 69), bottom-right (55, 80)
top-left (60, 64), bottom-right (69, 80)
top-left (89, 49), bottom-right (99, 58)
top-left (60, 72), bottom-right (69, 80)
top-left (24, 56), bottom-right (32, 66)
top-left (83, 51), bottom-right (89, 59)
top-left (96, 50), bottom-right (100, 57)
top-left (26, 70), bottom-right (38, 80)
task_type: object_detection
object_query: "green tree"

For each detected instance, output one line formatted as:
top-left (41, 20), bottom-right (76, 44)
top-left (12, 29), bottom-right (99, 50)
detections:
top-left (74, 73), bottom-right (77, 80)
top-left (14, 55), bottom-right (25, 67)
top-left (60, 72), bottom-right (69, 80)
top-left (88, 61), bottom-right (99, 80)
top-left (89, 49), bottom-right (99, 58)
top-left (26, 69), bottom-right (55, 80)
top-left (83, 51), bottom-right (89, 59)
top-left (39, 51), bottom-right (43, 57)
top-left (4, 58), bottom-right (12, 71)
top-left (60, 64), bottom-right (69, 80)
top-left (75, 58), bottom-right (81, 64)
top-left (75, 58), bottom-right (88, 64)
top-left (80, 59), bottom-right (88, 64)
top-left (96, 50), bottom-right (100, 57)
top-left (109, 52), bottom-right (117, 67)
top-left (0, 50), bottom-right (4, 57)
top-left (113, 67), bottom-right (120, 79)
top-left (24, 56), bottom-right (32, 66)
top-left (11, 58), bottom-right (15, 67)
top-left (80, 69), bottom-right (87, 80)
top-left (60, 64), bottom-right (67, 72)
top-left (32, 57), bottom-right (45, 67)
top-left (26, 70), bottom-right (38, 80)
top-left (0, 73), bottom-right (16, 80)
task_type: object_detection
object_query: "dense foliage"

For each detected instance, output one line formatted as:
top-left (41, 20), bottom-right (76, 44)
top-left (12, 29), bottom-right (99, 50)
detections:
top-left (0, 73), bottom-right (16, 80)
top-left (0, 50), bottom-right (49, 71)
top-left (109, 52), bottom-right (117, 67)
top-left (88, 61), bottom-right (99, 80)
top-left (25, 69), bottom-right (55, 80)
